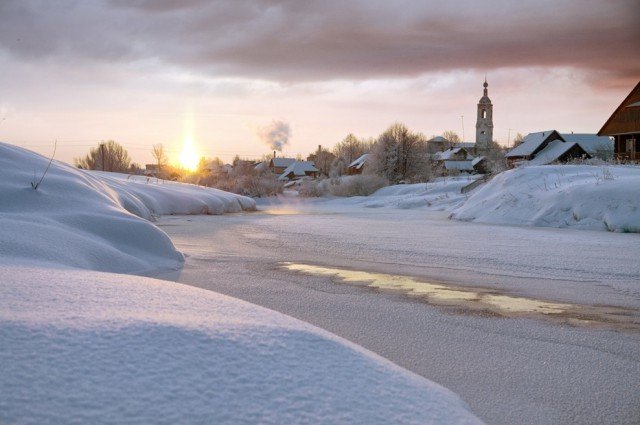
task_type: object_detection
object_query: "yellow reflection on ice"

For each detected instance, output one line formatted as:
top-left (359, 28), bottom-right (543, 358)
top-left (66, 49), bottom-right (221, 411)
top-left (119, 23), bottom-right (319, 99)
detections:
top-left (282, 263), bottom-right (571, 315)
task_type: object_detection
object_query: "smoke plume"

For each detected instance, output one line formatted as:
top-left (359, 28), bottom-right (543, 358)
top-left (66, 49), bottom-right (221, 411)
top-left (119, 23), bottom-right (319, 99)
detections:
top-left (258, 120), bottom-right (291, 152)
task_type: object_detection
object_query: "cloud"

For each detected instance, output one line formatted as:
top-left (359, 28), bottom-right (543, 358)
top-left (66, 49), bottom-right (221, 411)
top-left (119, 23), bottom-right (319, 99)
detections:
top-left (0, 0), bottom-right (638, 86)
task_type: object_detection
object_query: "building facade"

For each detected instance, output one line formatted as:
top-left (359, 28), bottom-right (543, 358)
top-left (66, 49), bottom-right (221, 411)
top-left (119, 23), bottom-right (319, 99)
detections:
top-left (475, 79), bottom-right (493, 153)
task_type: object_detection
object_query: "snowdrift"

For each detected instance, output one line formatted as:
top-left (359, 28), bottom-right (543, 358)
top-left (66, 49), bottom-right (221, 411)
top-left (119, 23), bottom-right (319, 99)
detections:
top-left (0, 266), bottom-right (483, 425)
top-left (361, 176), bottom-right (479, 210)
top-left (0, 143), bottom-right (254, 272)
top-left (93, 171), bottom-right (256, 217)
top-left (451, 165), bottom-right (640, 232)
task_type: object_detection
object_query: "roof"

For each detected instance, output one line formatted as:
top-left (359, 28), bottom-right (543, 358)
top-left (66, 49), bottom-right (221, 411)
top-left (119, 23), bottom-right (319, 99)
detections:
top-left (443, 160), bottom-right (475, 171)
top-left (560, 134), bottom-right (612, 155)
top-left (348, 153), bottom-right (369, 170)
top-left (458, 142), bottom-right (476, 149)
top-left (506, 130), bottom-right (559, 158)
top-left (471, 156), bottom-right (485, 166)
top-left (279, 161), bottom-right (318, 179)
top-left (433, 147), bottom-right (469, 160)
top-left (598, 80), bottom-right (640, 136)
top-left (527, 140), bottom-right (585, 166)
top-left (427, 136), bottom-right (448, 143)
top-left (271, 158), bottom-right (296, 168)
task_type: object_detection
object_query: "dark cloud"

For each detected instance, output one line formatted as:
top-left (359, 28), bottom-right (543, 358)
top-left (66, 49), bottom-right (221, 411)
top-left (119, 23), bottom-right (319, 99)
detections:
top-left (1, 0), bottom-right (638, 85)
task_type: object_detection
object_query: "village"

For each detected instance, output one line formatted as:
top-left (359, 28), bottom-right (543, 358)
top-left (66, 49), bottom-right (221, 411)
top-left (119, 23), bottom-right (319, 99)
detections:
top-left (124, 79), bottom-right (638, 199)
top-left (1, 2), bottom-right (639, 424)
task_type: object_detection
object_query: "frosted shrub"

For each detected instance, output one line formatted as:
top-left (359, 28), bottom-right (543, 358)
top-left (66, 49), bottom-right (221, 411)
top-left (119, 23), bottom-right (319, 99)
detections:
top-left (300, 175), bottom-right (388, 197)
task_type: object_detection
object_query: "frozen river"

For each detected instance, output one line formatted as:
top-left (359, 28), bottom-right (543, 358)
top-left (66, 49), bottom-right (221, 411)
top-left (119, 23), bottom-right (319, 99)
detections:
top-left (155, 200), bottom-right (640, 425)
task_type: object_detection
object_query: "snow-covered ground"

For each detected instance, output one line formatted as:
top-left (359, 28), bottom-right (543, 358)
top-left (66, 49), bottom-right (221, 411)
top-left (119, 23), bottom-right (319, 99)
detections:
top-left (161, 196), bottom-right (640, 424)
top-left (452, 165), bottom-right (640, 232)
top-left (0, 143), bottom-right (255, 273)
top-left (0, 266), bottom-right (481, 425)
top-left (0, 143), bottom-right (483, 424)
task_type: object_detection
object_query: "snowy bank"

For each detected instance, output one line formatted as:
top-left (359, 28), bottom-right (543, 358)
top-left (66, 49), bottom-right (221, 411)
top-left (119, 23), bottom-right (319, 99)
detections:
top-left (451, 165), bottom-right (640, 232)
top-left (357, 176), bottom-right (479, 210)
top-left (0, 143), bottom-right (254, 273)
top-left (93, 171), bottom-right (256, 217)
top-left (0, 266), bottom-right (483, 425)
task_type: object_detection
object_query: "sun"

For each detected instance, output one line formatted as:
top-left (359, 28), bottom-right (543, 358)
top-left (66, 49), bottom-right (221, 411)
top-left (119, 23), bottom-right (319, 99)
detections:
top-left (179, 138), bottom-right (199, 171)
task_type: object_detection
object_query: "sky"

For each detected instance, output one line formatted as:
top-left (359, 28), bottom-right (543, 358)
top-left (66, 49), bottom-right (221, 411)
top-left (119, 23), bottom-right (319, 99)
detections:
top-left (0, 0), bottom-right (638, 166)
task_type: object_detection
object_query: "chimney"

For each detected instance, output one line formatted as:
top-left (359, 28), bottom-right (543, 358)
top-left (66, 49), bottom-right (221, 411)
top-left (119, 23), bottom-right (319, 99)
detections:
top-left (273, 150), bottom-right (276, 159)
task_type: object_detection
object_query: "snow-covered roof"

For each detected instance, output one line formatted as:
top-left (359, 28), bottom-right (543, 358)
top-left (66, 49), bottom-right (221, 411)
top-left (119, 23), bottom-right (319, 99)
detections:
top-left (279, 160), bottom-right (318, 179)
top-left (471, 156), bottom-right (485, 166)
top-left (271, 157), bottom-right (296, 168)
top-left (458, 142), bottom-right (476, 149)
top-left (560, 134), bottom-right (612, 155)
top-left (526, 140), bottom-right (580, 166)
top-left (428, 136), bottom-right (448, 143)
top-left (254, 161), bottom-right (269, 172)
top-left (506, 131), bottom-right (558, 158)
top-left (444, 160), bottom-right (475, 171)
top-left (434, 147), bottom-right (469, 161)
top-left (348, 153), bottom-right (369, 170)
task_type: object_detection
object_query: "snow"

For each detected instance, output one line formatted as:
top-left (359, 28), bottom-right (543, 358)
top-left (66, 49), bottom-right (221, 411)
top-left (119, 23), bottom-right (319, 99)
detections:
top-left (444, 160), bottom-right (476, 171)
top-left (348, 153), bottom-right (369, 170)
top-left (506, 130), bottom-right (558, 157)
top-left (0, 143), bottom-right (255, 273)
top-left (341, 176), bottom-right (480, 210)
top-left (561, 133), bottom-right (612, 155)
top-left (279, 160), bottom-right (318, 180)
top-left (0, 142), bottom-right (483, 424)
top-left (0, 266), bottom-right (482, 425)
top-left (526, 139), bottom-right (579, 166)
top-left (452, 165), bottom-right (640, 232)
top-left (308, 165), bottom-right (640, 233)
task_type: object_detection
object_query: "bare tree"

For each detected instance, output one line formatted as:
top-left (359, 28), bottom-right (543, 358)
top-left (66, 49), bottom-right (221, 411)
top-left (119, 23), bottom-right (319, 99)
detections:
top-left (152, 143), bottom-right (168, 173)
top-left (441, 130), bottom-right (461, 144)
top-left (75, 140), bottom-right (131, 172)
top-left (369, 123), bottom-right (430, 183)
top-left (511, 133), bottom-right (524, 148)
top-left (333, 134), bottom-right (368, 165)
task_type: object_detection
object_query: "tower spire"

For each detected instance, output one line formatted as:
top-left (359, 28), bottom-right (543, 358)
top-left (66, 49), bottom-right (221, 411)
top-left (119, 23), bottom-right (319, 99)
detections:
top-left (483, 77), bottom-right (488, 97)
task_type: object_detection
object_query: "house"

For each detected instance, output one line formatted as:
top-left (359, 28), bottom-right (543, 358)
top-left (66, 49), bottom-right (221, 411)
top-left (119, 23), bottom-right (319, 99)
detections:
top-left (433, 147), bottom-right (486, 174)
top-left (347, 153), bottom-right (369, 175)
top-left (269, 157), bottom-right (296, 175)
top-left (433, 147), bottom-right (471, 161)
top-left (598, 80), bottom-right (640, 162)
top-left (427, 136), bottom-right (452, 154)
top-left (206, 162), bottom-right (233, 178)
top-left (505, 130), bottom-right (608, 167)
top-left (278, 161), bottom-right (319, 181)
top-left (145, 164), bottom-right (160, 175)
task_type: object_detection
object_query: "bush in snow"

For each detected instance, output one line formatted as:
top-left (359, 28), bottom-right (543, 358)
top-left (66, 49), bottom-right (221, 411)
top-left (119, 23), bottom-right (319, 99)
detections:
top-left (300, 174), bottom-right (388, 197)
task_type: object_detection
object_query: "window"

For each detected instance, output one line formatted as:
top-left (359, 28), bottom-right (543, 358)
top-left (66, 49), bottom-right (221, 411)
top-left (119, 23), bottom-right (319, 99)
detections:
top-left (626, 138), bottom-right (635, 153)
top-left (482, 110), bottom-right (487, 119)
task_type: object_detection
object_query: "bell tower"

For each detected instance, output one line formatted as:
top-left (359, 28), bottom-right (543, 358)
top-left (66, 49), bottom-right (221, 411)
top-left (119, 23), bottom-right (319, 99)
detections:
top-left (475, 78), bottom-right (493, 153)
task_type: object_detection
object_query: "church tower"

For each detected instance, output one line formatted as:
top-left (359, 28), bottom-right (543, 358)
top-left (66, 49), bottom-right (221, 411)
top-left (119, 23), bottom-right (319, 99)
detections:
top-left (475, 79), bottom-right (493, 153)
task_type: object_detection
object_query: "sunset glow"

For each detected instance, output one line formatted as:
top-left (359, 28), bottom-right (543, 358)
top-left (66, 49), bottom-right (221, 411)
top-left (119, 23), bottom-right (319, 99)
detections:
top-left (178, 138), bottom-right (199, 171)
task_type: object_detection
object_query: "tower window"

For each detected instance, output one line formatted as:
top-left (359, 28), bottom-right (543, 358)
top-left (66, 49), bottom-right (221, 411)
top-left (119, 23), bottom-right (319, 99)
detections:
top-left (482, 110), bottom-right (487, 119)
top-left (481, 131), bottom-right (485, 134)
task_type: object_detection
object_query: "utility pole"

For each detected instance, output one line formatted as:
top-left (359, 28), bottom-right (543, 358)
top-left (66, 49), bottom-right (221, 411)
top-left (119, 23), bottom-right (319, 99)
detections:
top-left (507, 128), bottom-right (513, 147)
top-left (461, 115), bottom-right (465, 141)
top-left (100, 143), bottom-right (105, 171)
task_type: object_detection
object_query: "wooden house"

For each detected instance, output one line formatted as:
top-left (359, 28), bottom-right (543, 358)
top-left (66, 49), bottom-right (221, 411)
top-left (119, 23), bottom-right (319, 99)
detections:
top-left (598, 80), bottom-right (640, 162)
